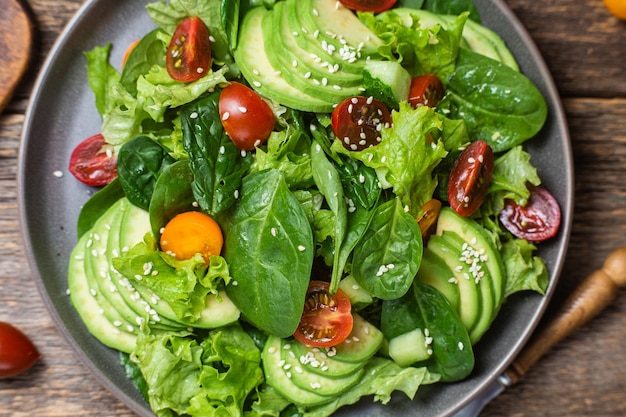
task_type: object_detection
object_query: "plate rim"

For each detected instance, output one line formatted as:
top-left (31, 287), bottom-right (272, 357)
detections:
top-left (17, 0), bottom-right (574, 416)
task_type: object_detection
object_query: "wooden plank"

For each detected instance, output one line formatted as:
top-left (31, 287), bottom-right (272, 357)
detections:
top-left (1, 0), bottom-right (626, 416)
top-left (505, 0), bottom-right (626, 98)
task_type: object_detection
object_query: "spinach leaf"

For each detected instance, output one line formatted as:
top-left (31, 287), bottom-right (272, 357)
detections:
top-left (221, 0), bottom-right (240, 51)
top-left (222, 169), bottom-right (313, 338)
top-left (119, 29), bottom-right (165, 97)
top-left (148, 159), bottom-right (197, 237)
top-left (381, 281), bottom-right (474, 382)
top-left (181, 91), bottom-right (253, 216)
top-left (76, 178), bottom-right (125, 238)
top-left (336, 156), bottom-right (380, 211)
top-left (117, 135), bottom-right (175, 211)
top-left (352, 197), bottom-right (422, 300)
top-left (443, 48), bottom-right (548, 152)
top-left (311, 140), bottom-right (347, 292)
top-left (423, 0), bottom-right (481, 23)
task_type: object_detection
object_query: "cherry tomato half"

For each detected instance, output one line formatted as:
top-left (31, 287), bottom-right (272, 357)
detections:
top-left (499, 186), bottom-right (561, 242)
top-left (68, 133), bottom-right (117, 187)
top-left (339, 0), bottom-right (397, 13)
top-left (448, 140), bottom-right (494, 217)
top-left (293, 281), bottom-right (353, 348)
top-left (219, 82), bottom-right (276, 151)
top-left (166, 16), bottom-right (212, 83)
top-left (0, 322), bottom-right (40, 379)
top-left (160, 211), bottom-right (223, 263)
top-left (408, 74), bottom-right (445, 108)
top-left (332, 96), bottom-right (392, 152)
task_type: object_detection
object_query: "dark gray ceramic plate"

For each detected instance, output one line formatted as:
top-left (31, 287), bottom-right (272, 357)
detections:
top-left (18, 1), bottom-right (573, 416)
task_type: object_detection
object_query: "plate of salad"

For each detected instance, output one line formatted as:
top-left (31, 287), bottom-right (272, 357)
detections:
top-left (19, 0), bottom-right (572, 416)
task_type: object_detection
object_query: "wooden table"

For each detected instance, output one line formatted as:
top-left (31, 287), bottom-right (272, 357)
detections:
top-left (1, 0), bottom-right (625, 416)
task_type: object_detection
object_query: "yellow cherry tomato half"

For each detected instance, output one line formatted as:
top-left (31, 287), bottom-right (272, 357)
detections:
top-left (604, 0), bottom-right (626, 20)
top-left (160, 211), bottom-right (223, 262)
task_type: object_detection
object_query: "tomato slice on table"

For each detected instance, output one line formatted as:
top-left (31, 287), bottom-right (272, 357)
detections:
top-left (218, 82), bottom-right (276, 151)
top-left (499, 185), bottom-right (561, 242)
top-left (339, 0), bottom-right (397, 13)
top-left (447, 140), bottom-right (494, 217)
top-left (68, 133), bottom-right (117, 187)
top-left (408, 74), bottom-right (445, 108)
top-left (166, 16), bottom-right (212, 83)
top-left (332, 96), bottom-right (392, 152)
top-left (0, 321), bottom-right (40, 379)
top-left (293, 281), bottom-right (353, 348)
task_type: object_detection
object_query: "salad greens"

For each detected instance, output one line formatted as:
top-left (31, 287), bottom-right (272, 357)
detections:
top-left (70, 0), bottom-right (555, 416)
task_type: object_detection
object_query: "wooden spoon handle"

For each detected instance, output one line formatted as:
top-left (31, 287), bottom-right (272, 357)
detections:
top-left (506, 247), bottom-right (626, 384)
top-left (0, 0), bottom-right (34, 113)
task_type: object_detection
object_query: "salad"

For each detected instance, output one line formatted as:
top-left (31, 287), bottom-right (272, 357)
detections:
top-left (66, 0), bottom-right (562, 416)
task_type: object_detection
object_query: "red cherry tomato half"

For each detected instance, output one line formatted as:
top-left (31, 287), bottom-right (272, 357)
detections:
top-left (218, 82), bottom-right (276, 151)
top-left (332, 96), bottom-right (392, 152)
top-left (68, 133), bottom-right (117, 187)
top-left (499, 186), bottom-right (561, 242)
top-left (408, 74), bottom-right (445, 108)
top-left (448, 140), bottom-right (494, 217)
top-left (293, 281), bottom-right (353, 348)
top-left (339, 0), bottom-right (397, 13)
top-left (166, 16), bottom-right (212, 83)
top-left (0, 322), bottom-right (41, 379)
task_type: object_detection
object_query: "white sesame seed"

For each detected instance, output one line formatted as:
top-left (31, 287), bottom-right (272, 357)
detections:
top-left (53, 170), bottom-right (64, 178)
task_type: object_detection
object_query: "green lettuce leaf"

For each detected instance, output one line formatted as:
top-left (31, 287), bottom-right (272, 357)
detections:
top-left (112, 238), bottom-right (232, 323)
top-left (334, 103), bottom-right (448, 217)
top-left (501, 238), bottom-right (549, 297)
top-left (85, 44), bottom-right (121, 116)
top-left (300, 357), bottom-right (439, 417)
top-left (132, 324), bottom-right (263, 417)
top-left (360, 10), bottom-right (466, 80)
top-left (477, 146), bottom-right (542, 220)
top-left (252, 125), bottom-right (315, 190)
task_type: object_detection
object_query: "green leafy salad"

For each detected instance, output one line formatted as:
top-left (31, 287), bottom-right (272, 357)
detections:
top-left (67, 0), bottom-right (561, 416)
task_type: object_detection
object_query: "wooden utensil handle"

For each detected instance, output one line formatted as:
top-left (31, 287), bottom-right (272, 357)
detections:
top-left (506, 247), bottom-right (626, 384)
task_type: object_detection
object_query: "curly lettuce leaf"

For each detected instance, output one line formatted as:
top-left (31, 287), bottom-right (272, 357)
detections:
top-left (501, 238), bottom-right (549, 297)
top-left (112, 238), bottom-right (232, 323)
top-left (334, 103), bottom-right (448, 217)
top-left (85, 44), bottom-right (120, 116)
top-left (132, 325), bottom-right (263, 417)
top-left (360, 10), bottom-right (467, 80)
top-left (300, 357), bottom-right (439, 417)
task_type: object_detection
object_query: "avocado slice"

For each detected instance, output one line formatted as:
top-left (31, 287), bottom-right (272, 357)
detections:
top-left (68, 204), bottom-right (137, 353)
top-left (234, 7), bottom-right (333, 113)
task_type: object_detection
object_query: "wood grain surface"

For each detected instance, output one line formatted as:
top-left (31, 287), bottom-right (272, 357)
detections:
top-left (1, 0), bottom-right (625, 416)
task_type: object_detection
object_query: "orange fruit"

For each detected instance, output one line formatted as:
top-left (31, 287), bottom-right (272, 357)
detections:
top-left (603, 0), bottom-right (626, 20)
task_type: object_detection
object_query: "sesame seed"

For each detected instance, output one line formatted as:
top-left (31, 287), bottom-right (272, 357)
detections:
top-left (252, 81), bottom-right (262, 88)
top-left (298, 245), bottom-right (306, 252)
top-left (238, 106), bottom-right (248, 113)
top-left (53, 170), bottom-right (63, 178)
top-left (222, 112), bottom-right (230, 121)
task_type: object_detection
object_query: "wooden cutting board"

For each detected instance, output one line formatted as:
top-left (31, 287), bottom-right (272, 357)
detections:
top-left (0, 0), bottom-right (34, 113)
